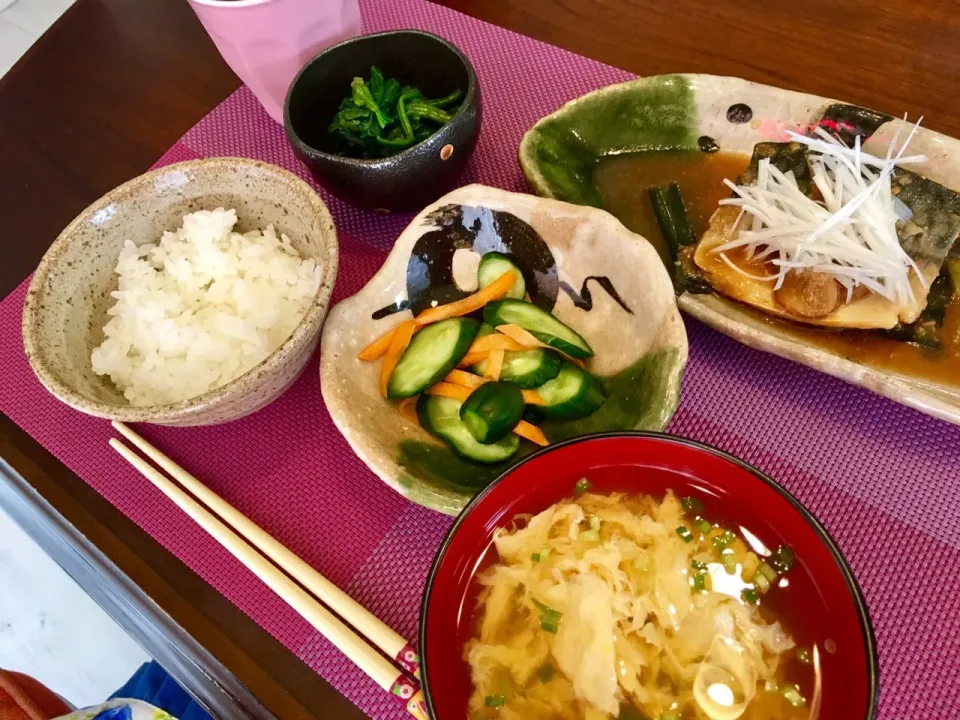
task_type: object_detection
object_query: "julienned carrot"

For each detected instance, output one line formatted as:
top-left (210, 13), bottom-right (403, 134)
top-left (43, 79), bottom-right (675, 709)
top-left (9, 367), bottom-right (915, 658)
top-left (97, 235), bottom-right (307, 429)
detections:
top-left (443, 371), bottom-right (543, 405)
top-left (358, 326), bottom-right (396, 361)
top-left (467, 334), bottom-right (524, 354)
top-left (398, 396), bottom-right (420, 424)
top-left (414, 271), bottom-right (517, 325)
top-left (425, 382), bottom-right (472, 401)
top-left (494, 323), bottom-right (540, 348)
top-left (484, 349), bottom-right (504, 380)
top-left (379, 320), bottom-right (416, 397)
top-left (444, 369), bottom-right (485, 388)
top-left (522, 390), bottom-right (546, 405)
top-left (360, 271), bottom-right (517, 360)
top-left (458, 351), bottom-right (489, 368)
top-left (513, 420), bottom-right (549, 446)
top-left (495, 324), bottom-right (586, 368)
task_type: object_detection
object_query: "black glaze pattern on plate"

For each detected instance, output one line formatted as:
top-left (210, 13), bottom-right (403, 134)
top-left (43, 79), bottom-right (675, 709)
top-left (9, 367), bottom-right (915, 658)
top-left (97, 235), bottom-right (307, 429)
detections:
top-left (372, 204), bottom-right (631, 318)
top-left (726, 103), bottom-right (753, 123)
top-left (561, 277), bottom-right (633, 314)
top-left (816, 103), bottom-right (893, 145)
top-left (698, 135), bottom-right (720, 153)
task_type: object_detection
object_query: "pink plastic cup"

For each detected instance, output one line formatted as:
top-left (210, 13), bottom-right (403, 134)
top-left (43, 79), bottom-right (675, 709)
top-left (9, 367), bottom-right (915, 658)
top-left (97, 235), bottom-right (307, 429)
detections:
top-left (188, 0), bottom-right (361, 124)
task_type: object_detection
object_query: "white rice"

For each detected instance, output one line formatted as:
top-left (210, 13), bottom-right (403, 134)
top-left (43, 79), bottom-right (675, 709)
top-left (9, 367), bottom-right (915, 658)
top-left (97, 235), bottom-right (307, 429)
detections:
top-left (91, 208), bottom-right (322, 406)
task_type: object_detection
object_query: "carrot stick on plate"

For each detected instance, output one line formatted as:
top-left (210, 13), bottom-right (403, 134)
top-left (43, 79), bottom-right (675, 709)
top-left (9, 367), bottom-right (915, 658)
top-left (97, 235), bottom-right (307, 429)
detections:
top-left (466, 334), bottom-right (524, 354)
top-left (484, 349), bottom-right (504, 381)
top-left (495, 324), bottom-right (586, 368)
top-left (358, 326), bottom-right (396, 361)
top-left (444, 370), bottom-right (543, 405)
top-left (397, 396), bottom-right (420, 425)
top-left (522, 390), bottom-right (546, 405)
top-left (513, 420), bottom-right (549, 446)
top-left (425, 382), bottom-right (472, 402)
top-left (414, 271), bottom-right (517, 326)
top-left (444, 370), bottom-right (485, 388)
top-left (493, 323), bottom-right (540, 348)
top-left (458, 351), bottom-right (489, 368)
top-left (359, 271), bottom-right (518, 361)
top-left (378, 320), bottom-right (416, 397)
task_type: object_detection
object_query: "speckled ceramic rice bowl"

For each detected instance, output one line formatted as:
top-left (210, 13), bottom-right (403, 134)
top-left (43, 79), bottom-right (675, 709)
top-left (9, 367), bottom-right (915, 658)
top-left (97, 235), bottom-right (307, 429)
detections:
top-left (22, 158), bottom-right (339, 426)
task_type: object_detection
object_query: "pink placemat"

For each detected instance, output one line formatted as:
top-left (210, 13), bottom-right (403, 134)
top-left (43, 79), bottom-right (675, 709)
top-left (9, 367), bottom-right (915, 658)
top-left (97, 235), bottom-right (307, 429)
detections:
top-left (2, 1), bottom-right (959, 717)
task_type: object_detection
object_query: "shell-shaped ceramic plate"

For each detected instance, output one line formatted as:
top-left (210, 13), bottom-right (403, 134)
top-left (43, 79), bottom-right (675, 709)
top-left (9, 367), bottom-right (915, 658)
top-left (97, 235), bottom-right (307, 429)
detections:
top-left (321, 185), bottom-right (688, 515)
top-left (520, 74), bottom-right (960, 424)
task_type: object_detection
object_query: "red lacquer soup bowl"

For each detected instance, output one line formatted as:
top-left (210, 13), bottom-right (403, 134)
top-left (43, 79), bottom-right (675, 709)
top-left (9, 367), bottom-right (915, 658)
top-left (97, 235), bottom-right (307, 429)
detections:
top-left (419, 432), bottom-right (878, 719)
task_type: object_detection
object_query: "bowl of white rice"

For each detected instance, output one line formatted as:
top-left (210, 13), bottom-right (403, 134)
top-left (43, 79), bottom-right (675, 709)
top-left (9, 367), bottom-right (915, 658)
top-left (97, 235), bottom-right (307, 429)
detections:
top-left (22, 157), bottom-right (339, 426)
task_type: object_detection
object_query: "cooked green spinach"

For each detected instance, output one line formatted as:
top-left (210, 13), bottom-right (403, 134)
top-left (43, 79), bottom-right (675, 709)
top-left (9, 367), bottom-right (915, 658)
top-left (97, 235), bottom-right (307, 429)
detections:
top-left (327, 66), bottom-right (463, 158)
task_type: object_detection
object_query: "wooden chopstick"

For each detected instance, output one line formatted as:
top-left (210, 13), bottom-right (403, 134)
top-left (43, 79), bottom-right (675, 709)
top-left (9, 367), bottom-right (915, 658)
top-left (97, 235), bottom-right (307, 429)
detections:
top-left (111, 421), bottom-right (420, 679)
top-left (108, 436), bottom-right (428, 719)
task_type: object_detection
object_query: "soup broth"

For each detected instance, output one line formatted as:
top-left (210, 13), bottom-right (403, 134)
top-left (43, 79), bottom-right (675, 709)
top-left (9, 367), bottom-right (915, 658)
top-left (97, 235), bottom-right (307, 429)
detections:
top-left (594, 151), bottom-right (960, 388)
top-left (465, 490), bottom-right (816, 720)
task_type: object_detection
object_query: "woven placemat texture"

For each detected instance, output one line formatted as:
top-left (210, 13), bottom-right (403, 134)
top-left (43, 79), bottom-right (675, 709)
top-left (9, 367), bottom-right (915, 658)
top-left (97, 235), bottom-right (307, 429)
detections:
top-left (1, 0), bottom-right (957, 716)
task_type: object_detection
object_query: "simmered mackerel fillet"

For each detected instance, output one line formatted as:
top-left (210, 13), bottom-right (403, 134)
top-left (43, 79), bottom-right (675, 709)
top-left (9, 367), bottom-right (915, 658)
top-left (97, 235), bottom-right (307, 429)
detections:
top-left (694, 139), bottom-right (960, 329)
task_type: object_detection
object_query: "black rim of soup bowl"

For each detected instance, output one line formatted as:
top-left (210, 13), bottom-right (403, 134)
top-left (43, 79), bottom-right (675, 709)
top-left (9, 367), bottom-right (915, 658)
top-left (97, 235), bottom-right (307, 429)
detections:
top-left (418, 431), bottom-right (880, 720)
top-left (283, 29), bottom-right (480, 212)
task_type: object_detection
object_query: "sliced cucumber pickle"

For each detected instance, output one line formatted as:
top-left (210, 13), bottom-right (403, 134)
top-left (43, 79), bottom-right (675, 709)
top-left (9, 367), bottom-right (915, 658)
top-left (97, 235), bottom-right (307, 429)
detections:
top-left (478, 252), bottom-right (526, 299)
top-left (417, 395), bottom-right (520, 463)
top-left (474, 348), bottom-right (563, 388)
top-left (386, 318), bottom-right (479, 399)
top-left (460, 382), bottom-right (525, 443)
top-left (535, 362), bottom-right (606, 420)
top-left (484, 299), bottom-right (594, 359)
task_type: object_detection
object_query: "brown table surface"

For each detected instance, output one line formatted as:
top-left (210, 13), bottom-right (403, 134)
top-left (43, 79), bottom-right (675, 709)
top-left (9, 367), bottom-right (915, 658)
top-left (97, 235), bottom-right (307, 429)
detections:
top-left (1, 0), bottom-right (958, 717)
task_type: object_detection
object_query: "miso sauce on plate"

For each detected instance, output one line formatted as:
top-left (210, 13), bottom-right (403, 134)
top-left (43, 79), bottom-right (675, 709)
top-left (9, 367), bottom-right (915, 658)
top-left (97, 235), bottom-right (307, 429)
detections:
top-left (594, 150), bottom-right (748, 263)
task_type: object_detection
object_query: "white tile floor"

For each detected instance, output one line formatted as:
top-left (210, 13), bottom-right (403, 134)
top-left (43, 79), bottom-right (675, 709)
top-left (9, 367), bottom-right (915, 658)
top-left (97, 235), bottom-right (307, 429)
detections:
top-left (0, 0), bottom-right (152, 709)
top-left (0, 509), bottom-right (150, 708)
top-left (0, 0), bottom-right (76, 75)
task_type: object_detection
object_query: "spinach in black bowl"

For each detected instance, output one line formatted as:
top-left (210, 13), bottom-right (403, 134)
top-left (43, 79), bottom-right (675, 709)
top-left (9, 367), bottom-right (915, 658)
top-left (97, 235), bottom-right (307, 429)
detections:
top-left (283, 29), bottom-right (481, 212)
top-left (328, 66), bottom-right (463, 159)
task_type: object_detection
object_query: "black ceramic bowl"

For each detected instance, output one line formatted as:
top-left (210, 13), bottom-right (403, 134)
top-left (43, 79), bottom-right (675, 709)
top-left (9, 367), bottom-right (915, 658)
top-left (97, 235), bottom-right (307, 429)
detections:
top-left (283, 30), bottom-right (481, 213)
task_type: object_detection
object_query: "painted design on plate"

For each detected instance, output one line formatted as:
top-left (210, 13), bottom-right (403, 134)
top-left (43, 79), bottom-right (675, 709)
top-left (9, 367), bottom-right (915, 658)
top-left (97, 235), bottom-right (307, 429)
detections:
top-left (372, 204), bottom-right (630, 319)
top-left (320, 184), bottom-right (687, 515)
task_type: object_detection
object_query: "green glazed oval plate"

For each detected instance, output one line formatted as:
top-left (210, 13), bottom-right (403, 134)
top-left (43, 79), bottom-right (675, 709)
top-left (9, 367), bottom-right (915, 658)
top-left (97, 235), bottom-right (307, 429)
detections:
top-left (321, 184), bottom-right (688, 515)
top-left (520, 73), bottom-right (960, 425)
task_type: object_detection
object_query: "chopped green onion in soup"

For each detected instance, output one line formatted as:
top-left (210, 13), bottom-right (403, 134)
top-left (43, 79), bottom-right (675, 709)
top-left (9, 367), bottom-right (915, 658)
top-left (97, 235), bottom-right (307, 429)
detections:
top-left (484, 694), bottom-right (505, 707)
top-left (758, 561), bottom-right (778, 582)
top-left (782, 685), bottom-right (806, 707)
top-left (713, 530), bottom-right (736, 550)
top-left (771, 546), bottom-right (796, 573)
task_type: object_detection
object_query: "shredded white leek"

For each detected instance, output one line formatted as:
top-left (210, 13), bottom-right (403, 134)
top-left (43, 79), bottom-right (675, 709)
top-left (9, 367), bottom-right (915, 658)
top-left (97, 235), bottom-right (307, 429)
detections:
top-left (718, 253), bottom-right (777, 282)
top-left (712, 116), bottom-right (929, 306)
